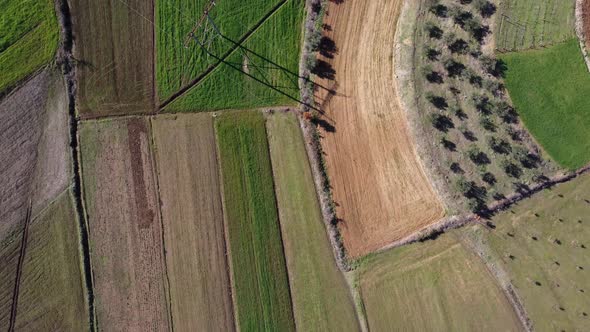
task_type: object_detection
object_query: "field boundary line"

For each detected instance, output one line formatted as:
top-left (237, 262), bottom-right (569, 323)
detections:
top-left (147, 117), bottom-right (175, 332)
top-left (158, 0), bottom-right (289, 111)
top-left (7, 201), bottom-right (32, 332)
top-left (55, 0), bottom-right (97, 328)
top-left (78, 105), bottom-right (294, 122)
top-left (373, 163), bottom-right (590, 255)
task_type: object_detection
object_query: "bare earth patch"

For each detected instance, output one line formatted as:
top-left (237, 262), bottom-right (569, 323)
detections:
top-left (315, 0), bottom-right (444, 258)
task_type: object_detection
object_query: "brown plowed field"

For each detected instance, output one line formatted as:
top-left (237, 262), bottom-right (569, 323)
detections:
top-left (80, 117), bottom-right (170, 331)
top-left (315, 0), bottom-right (444, 257)
top-left (69, 0), bottom-right (155, 117)
top-left (151, 114), bottom-right (235, 331)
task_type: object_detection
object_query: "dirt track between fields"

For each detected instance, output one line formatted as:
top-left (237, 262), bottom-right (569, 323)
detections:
top-left (315, 0), bottom-right (444, 258)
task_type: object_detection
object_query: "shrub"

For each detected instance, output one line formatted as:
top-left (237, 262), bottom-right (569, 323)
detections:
top-left (430, 113), bottom-right (455, 132)
top-left (444, 59), bottom-right (466, 78)
top-left (426, 92), bottom-right (449, 109)
top-left (449, 38), bottom-right (470, 54)
top-left (467, 145), bottom-right (490, 165)
top-left (430, 4), bottom-right (449, 17)
top-left (479, 116), bottom-right (497, 132)
top-left (488, 136), bottom-right (511, 154)
top-left (425, 47), bottom-right (442, 61)
top-left (474, 0), bottom-right (497, 18)
top-left (425, 21), bottom-right (444, 39)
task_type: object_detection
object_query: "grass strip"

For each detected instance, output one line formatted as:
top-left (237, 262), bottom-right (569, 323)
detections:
top-left (267, 112), bottom-right (359, 332)
top-left (215, 111), bottom-right (295, 331)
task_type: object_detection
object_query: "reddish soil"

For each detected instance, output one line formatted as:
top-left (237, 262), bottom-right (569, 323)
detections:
top-left (314, 0), bottom-right (444, 258)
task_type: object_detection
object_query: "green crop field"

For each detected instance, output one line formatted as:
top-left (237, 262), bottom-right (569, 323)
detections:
top-left (501, 39), bottom-right (590, 170)
top-left (156, 0), bottom-right (282, 102)
top-left (215, 111), bottom-right (295, 331)
top-left (357, 234), bottom-right (522, 331)
top-left (14, 190), bottom-right (87, 331)
top-left (162, 0), bottom-right (304, 111)
top-left (462, 174), bottom-right (590, 331)
top-left (0, 0), bottom-right (59, 96)
top-left (267, 112), bottom-right (359, 332)
top-left (495, 0), bottom-right (575, 51)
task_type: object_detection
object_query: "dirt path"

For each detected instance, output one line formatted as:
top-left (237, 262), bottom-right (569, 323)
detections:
top-left (315, 0), bottom-right (444, 258)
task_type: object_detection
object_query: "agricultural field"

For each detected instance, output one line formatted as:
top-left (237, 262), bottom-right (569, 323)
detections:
top-left (79, 118), bottom-right (170, 331)
top-left (407, 0), bottom-right (560, 215)
top-left (314, 0), bottom-right (444, 258)
top-left (0, 228), bottom-right (21, 328)
top-left (69, 0), bottom-right (155, 117)
top-left (461, 173), bottom-right (590, 331)
top-left (501, 39), bottom-right (590, 170)
top-left (164, 0), bottom-right (304, 112)
top-left (357, 234), bottom-right (522, 331)
top-left (267, 111), bottom-right (359, 331)
top-left (13, 190), bottom-right (87, 331)
top-left (0, 0), bottom-right (58, 96)
top-left (0, 69), bottom-right (71, 330)
top-left (495, 0), bottom-right (576, 52)
top-left (215, 111), bottom-right (295, 331)
top-left (156, 0), bottom-right (282, 102)
top-left (151, 113), bottom-right (235, 331)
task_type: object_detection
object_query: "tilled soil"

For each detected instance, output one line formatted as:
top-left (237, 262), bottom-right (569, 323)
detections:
top-left (151, 113), bottom-right (235, 331)
top-left (69, 0), bottom-right (155, 117)
top-left (314, 0), bottom-right (444, 258)
top-left (79, 117), bottom-right (170, 331)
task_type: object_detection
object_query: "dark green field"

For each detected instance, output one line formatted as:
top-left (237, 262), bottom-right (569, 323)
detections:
top-left (215, 111), bottom-right (295, 331)
top-left (0, 0), bottom-right (58, 95)
top-left (501, 39), bottom-right (590, 170)
top-left (162, 0), bottom-right (304, 111)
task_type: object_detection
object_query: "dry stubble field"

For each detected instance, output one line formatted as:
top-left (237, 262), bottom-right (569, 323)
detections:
top-left (69, 0), bottom-right (155, 117)
top-left (358, 234), bottom-right (522, 331)
top-left (315, 0), bottom-right (444, 257)
top-left (80, 117), bottom-right (170, 331)
top-left (151, 113), bottom-right (235, 331)
top-left (14, 190), bottom-right (87, 331)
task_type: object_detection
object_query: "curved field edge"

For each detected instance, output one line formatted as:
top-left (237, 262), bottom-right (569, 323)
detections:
top-left (314, 0), bottom-right (444, 259)
top-left (266, 111), bottom-right (360, 332)
top-left (355, 233), bottom-right (522, 331)
top-left (215, 111), bottom-right (295, 331)
top-left (163, 0), bottom-right (304, 112)
top-left (0, 0), bottom-right (59, 97)
top-left (501, 39), bottom-right (590, 170)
